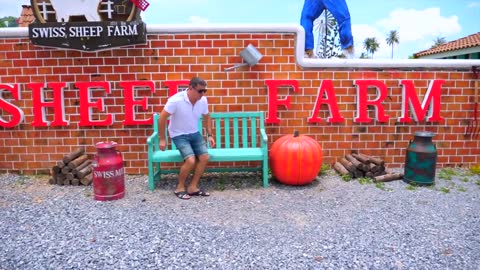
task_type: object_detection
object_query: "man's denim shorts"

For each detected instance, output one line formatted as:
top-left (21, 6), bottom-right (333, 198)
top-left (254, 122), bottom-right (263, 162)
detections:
top-left (171, 132), bottom-right (208, 160)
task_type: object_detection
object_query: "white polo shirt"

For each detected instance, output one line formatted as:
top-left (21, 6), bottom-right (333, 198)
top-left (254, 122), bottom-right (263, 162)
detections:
top-left (164, 90), bottom-right (209, 138)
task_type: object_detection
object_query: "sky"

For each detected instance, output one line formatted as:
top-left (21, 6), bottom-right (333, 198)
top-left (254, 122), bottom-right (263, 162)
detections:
top-left (2, 0), bottom-right (479, 59)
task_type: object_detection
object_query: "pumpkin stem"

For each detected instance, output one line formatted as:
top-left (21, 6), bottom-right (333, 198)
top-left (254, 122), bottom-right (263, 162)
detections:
top-left (294, 130), bottom-right (299, 137)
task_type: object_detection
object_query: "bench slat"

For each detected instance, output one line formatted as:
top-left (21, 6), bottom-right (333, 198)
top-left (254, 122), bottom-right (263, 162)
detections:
top-left (251, 116), bottom-right (257, 147)
top-left (233, 117), bottom-right (239, 148)
top-left (224, 118), bottom-right (230, 148)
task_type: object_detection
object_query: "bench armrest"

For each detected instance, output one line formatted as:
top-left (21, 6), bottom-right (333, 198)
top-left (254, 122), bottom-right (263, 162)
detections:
top-left (147, 113), bottom-right (160, 155)
top-left (260, 128), bottom-right (268, 146)
top-left (147, 130), bottom-right (158, 154)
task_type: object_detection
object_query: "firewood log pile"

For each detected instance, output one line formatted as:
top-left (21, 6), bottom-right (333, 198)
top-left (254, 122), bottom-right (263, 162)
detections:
top-left (49, 148), bottom-right (93, 186)
top-left (333, 151), bottom-right (404, 182)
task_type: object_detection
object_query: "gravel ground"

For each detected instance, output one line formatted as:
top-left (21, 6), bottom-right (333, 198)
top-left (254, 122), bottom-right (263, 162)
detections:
top-left (0, 169), bottom-right (479, 270)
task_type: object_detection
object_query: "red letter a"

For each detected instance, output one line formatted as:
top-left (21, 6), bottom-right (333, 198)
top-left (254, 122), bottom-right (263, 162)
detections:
top-left (308, 80), bottom-right (344, 123)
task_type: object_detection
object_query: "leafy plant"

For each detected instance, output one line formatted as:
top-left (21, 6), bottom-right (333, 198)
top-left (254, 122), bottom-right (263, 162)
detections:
top-left (233, 180), bottom-right (242, 189)
top-left (439, 187), bottom-right (450, 193)
top-left (320, 164), bottom-right (330, 175)
top-left (457, 187), bottom-right (467, 192)
top-left (438, 168), bottom-right (456, 180)
top-left (216, 174), bottom-right (227, 191)
top-left (15, 175), bottom-right (30, 185)
top-left (375, 182), bottom-right (392, 191)
top-left (342, 174), bottom-right (352, 182)
top-left (358, 177), bottom-right (372, 185)
top-left (470, 164), bottom-right (480, 175)
top-left (406, 184), bottom-right (417, 191)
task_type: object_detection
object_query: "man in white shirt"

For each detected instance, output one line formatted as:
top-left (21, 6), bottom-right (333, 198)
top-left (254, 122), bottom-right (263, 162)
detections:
top-left (158, 77), bottom-right (215, 200)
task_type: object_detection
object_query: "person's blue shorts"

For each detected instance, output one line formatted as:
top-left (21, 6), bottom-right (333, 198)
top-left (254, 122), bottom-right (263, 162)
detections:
top-left (171, 132), bottom-right (208, 160)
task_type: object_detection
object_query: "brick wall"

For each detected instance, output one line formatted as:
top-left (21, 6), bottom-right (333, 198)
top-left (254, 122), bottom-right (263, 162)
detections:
top-left (0, 31), bottom-right (479, 174)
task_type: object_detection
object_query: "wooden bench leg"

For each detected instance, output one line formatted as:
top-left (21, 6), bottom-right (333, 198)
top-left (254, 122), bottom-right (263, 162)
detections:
top-left (148, 160), bottom-right (155, 191)
top-left (262, 158), bottom-right (269, 188)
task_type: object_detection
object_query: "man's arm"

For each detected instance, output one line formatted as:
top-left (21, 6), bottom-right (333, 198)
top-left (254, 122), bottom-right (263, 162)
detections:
top-left (203, 113), bottom-right (212, 137)
top-left (158, 110), bottom-right (170, 151)
top-left (203, 113), bottom-right (215, 148)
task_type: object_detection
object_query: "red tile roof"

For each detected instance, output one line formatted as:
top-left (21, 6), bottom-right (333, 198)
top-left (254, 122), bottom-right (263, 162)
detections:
top-left (414, 32), bottom-right (480, 57)
top-left (17, 5), bottom-right (35, 27)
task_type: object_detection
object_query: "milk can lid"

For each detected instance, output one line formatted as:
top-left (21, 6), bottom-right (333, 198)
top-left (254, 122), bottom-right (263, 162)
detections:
top-left (95, 141), bottom-right (117, 149)
top-left (414, 131), bottom-right (435, 137)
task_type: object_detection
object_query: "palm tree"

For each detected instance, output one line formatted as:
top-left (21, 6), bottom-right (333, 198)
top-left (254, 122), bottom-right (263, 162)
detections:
top-left (386, 30), bottom-right (400, 59)
top-left (363, 37), bottom-right (380, 58)
top-left (431, 37), bottom-right (447, 49)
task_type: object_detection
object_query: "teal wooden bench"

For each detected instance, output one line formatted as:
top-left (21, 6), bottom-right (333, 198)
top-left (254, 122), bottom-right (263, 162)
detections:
top-left (147, 111), bottom-right (269, 190)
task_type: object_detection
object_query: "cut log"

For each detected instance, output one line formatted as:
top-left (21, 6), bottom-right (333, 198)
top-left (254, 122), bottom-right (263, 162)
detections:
top-left (374, 173), bottom-right (403, 182)
top-left (55, 173), bottom-right (66, 182)
top-left (61, 166), bottom-right (72, 174)
top-left (68, 154), bottom-right (89, 169)
top-left (56, 178), bottom-right (64, 185)
top-left (352, 152), bottom-right (370, 164)
top-left (51, 150), bottom-right (92, 185)
top-left (333, 162), bottom-right (352, 177)
top-left (369, 156), bottom-right (385, 167)
top-left (80, 172), bottom-right (93, 186)
top-left (73, 160), bottom-right (92, 175)
top-left (345, 154), bottom-right (366, 171)
top-left (334, 152), bottom-right (391, 180)
top-left (76, 165), bottom-right (93, 179)
top-left (63, 148), bottom-right (85, 164)
top-left (339, 157), bottom-right (356, 173)
top-left (48, 178), bottom-right (55, 185)
top-left (52, 165), bottom-right (61, 174)
top-left (373, 170), bottom-right (387, 177)
top-left (65, 173), bottom-right (75, 181)
top-left (353, 170), bottom-right (364, 178)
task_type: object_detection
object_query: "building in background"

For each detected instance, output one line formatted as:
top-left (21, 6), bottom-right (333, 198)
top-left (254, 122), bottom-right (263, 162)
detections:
top-left (17, 5), bottom-right (34, 27)
top-left (414, 32), bottom-right (480, 59)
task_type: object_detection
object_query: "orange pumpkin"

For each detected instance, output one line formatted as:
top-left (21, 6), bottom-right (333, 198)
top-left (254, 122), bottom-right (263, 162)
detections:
top-left (269, 131), bottom-right (323, 185)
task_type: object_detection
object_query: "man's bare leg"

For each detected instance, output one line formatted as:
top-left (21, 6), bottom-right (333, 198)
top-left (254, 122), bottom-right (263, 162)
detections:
top-left (175, 156), bottom-right (196, 193)
top-left (187, 154), bottom-right (209, 194)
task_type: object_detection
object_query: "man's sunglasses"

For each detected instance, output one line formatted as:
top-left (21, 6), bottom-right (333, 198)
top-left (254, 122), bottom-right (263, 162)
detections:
top-left (196, 88), bottom-right (207, 94)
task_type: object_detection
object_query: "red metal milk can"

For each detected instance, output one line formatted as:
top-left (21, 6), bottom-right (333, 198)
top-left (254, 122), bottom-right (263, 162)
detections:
top-left (92, 141), bottom-right (125, 201)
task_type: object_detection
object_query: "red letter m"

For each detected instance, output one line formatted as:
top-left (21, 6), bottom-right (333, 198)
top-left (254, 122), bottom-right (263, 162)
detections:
top-left (398, 79), bottom-right (444, 123)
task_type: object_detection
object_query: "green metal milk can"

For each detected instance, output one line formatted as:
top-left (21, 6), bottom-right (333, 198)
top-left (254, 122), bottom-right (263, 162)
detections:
top-left (403, 131), bottom-right (437, 185)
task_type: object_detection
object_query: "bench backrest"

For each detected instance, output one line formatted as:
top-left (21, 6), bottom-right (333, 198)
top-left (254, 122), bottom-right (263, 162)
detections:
top-left (210, 112), bottom-right (265, 149)
top-left (152, 112), bottom-right (265, 150)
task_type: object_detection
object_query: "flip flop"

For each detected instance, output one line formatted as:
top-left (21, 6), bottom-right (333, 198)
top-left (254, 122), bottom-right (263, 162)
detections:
top-left (188, 190), bottom-right (210, 197)
top-left (174, 191), bottom-right (190, 200)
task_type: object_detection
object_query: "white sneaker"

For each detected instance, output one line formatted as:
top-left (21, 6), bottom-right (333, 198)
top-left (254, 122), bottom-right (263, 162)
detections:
top-left (342, 46), bottom-right (355, 59)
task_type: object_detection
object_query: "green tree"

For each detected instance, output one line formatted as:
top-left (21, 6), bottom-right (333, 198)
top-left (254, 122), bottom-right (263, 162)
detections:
top-left (0, 16), bottom-right (18, 28)
top-left (314, 10), bottom-right (341, 58)
top-left (431, 37), bottom-right (447, 48)
top-left (363, 37), bottom-right (380, 58)
top-left (386, 30), bottom-right (400, 59)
